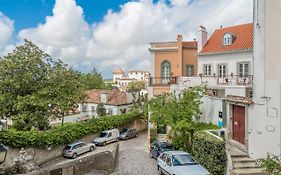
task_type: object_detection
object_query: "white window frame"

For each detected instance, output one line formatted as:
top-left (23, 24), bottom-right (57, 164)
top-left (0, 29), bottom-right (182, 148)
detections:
top-left (203, 64), bottom-right (212, 76)
top-left (238, 62), bottom-right (250, 77)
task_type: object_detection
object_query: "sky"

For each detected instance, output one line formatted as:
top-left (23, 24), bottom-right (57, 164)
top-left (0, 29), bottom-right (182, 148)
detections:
top-left (0, 0), bottom-right (253, 78)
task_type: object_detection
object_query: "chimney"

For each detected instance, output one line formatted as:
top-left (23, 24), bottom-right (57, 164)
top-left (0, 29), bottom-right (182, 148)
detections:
top-left (100, 92), bottom-right (108, 104)
top-left (177, 34), bottom-right (183, 42)
top-left (197, 25), bottom-right (208, 53)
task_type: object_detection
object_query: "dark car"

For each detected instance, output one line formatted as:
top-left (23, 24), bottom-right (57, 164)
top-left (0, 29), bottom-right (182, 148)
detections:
top-left (119, 128), bottom-right (138, 140)
top-left (149, 141), bottom-right (175, 159)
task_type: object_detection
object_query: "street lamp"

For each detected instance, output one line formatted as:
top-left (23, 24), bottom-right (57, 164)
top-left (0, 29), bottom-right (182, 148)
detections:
top-left (0, 143), bottom-right (8, 164)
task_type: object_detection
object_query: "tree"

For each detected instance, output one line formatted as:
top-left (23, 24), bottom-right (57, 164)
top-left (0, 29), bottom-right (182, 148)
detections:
top-left (0, 40), bottom-right (53, 130)
top-left (127, 81), bottom-right (146, 107)
top-left (0, 40), bottom-right (85, 130)
top-left (46, 61), bottom-right (85, 126)
top-left (149, 86), bottom-right (205, 150)
top-left (78, 68), bottom-right (106, 90)
top-left (97, 103), bottom-right (106, 117)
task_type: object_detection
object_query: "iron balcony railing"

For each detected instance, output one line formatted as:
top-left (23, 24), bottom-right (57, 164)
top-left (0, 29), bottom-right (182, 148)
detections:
top-left (149, 77), bottom-right (177, 86)
top-left (176, 75), bottom-right (253, 87)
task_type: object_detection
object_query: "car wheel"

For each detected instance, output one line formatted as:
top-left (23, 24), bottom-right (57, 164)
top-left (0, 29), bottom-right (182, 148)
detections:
top-left (72, 153), bottom-right (77, 159)
top-left (89, 146), bottom-right (95, 152)
top-left (103, 141), bottom-right (107, 146)
top-left (116, 138), bottom-right (119, 142)
top-left (135, 133), bottom-right (138, 138)
top-left (158, 166), bottom-right (163, 175)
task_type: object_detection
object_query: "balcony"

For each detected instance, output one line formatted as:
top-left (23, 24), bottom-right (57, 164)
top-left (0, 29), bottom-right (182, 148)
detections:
top-left (176, 75), bottom-right (253, 88)
top-left (149, 77), bottom-right (177, 86)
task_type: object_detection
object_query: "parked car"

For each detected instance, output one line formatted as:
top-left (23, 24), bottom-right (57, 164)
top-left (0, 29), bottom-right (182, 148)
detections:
top-left (63, 141), bottom-right (96, 159)
top-left (119, 128), bottom-right (138, 140)
top-left (93, 128), bottom-right (120, 146)
top-left (149, 141), bottom-right (175, 159)
top-left (157, 151), bottom-right (210, 175)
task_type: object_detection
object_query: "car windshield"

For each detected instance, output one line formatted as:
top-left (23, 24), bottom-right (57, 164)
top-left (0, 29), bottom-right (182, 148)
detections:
top-left (172, 154), bottom-right (197, 166)
top-left (99, 132), bottom-right (107, 137)
top-left (121, 128), bottom-right (128, 133)
top-left (64, 146), bottom-right (71, 150)
top-left (161, 143), bottom-right (174, 151)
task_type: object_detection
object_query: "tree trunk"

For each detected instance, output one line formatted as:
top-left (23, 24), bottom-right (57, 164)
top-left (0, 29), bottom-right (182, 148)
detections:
top-left (61, 112), bottom-right (65, 126)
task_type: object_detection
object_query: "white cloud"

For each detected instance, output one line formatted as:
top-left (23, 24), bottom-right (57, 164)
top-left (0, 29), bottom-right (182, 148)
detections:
top-left (0, 12), bottom-right (14, 55)
top-left (16, 0), bottom-right (252, 77)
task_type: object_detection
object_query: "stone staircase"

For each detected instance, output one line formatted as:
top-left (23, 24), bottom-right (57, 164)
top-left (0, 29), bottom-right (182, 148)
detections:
top-left (227, 141), bottom-right (268, 175)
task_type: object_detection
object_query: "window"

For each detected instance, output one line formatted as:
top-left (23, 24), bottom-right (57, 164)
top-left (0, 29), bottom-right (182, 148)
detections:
top-left (160, 153), bottom-right (167, 162)
top-left (108, 108), bottom-right (113, 115)
top-left (238, 62), bottom-right (250, 77)
top-left (204, 65), bottom-right (212, 76)
top-left (223, 33), bottom-right (235, 45)
top-left (218, 64), bottom-right (227, 78)
top-left (161, 60), bottom-right (171, 78)
top-left (91, 106), bottom-right (96, 112)
top-left (166, 156), bottom-right (172, 166)
top-left (186, 65), bottom-right (194, 77)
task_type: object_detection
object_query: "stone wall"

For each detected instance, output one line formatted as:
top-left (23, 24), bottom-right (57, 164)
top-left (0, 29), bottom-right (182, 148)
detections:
top-left (0, 118), bottom-right (147, 170)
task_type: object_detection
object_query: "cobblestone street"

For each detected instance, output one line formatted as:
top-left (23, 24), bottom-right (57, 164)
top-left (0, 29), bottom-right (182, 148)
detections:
top-left (114, 132), bottom-right (158, 175)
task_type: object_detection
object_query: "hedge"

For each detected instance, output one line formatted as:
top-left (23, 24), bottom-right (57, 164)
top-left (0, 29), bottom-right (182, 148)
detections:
top-left (192, 131), bottom-right (226, 175)
top-left (0, 111), bottom-right (143, 148)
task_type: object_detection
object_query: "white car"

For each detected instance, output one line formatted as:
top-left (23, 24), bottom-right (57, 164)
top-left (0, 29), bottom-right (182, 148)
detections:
top-left (63, 141), bottom-right (96, 159)
top-left (93, 128), bottom-right (120, 146)
top-left (157, 151), bottom-right (210, 175)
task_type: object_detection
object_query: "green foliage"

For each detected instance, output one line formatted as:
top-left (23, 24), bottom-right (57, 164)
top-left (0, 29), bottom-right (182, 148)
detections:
top-left (149, 128), bottom-right (157, 143)
top-left (0, 40), bottom-right (86, 130)
top-left (0, 111), bottom-right (142, 148)
top-left (97, 103), bottom-right (107, 117)
top-left (127, 81), bottom-right (146, 92)
top-left (78, 68), bottom-right (106, 90)
top-left (192, 131), bottom-right (226, 175)
top-left (260, 154), bottom-right (281, 175)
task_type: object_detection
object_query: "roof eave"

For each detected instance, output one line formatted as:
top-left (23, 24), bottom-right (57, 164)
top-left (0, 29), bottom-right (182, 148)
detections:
top-left (198, 48), bottom-right (253, 56)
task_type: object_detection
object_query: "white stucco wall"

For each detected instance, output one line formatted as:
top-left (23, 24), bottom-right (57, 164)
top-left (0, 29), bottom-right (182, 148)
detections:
top-left (248, 0), bottom-right (281, 159)
top-left (78, 103), bottom-right (131, 116)
top-left (200, 96), bottom-right (223, 126)
top-left (225, 87), bottom-right (247, 97)
top-left (198, 51), bottom-right (253, 77)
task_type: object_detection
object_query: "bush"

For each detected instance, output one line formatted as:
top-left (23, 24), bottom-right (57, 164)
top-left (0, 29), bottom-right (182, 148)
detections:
top-left (260, 154), bottom-right (281, 175)
top-left (0, 111), bottom-right (143, 148)
top-left (149, 128), bottom-right (157, 143)
top-left (192, 131), bottom-right (226, 175)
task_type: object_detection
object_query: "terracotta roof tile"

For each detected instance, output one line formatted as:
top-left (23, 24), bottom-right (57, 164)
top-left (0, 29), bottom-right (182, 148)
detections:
top-left (200, 23), bottom-right (253, 54)
top-left (85, 89), bottom-right (128, 106)
top-left (224, 95), bottom-right (254, 105)
top-left (113, 68), bottom-right (124, 75)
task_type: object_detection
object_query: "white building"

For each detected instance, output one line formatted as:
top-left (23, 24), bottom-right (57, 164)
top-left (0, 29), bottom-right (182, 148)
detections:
top-left (112, 68), bottom-right (150, 94)
top-left (78, 89), bottom-right (134, 117)
top-left (248, 0), bottom-right (281, 159)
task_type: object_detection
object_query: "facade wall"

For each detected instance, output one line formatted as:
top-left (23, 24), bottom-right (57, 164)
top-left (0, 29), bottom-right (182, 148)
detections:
top-left (152, 86), bottom-right (171, 96)
top-left (200, 96), bottom-right (223, 126)
top-left (78, 103), bottom-right (131, 116)
top-left (248, 0), bottom-right (281, 159)
top-left (154, 51), bottom-right (181, 77)
top-left (182, 48), bottom-right (198, 76)
top-left (198, 51), bottom-right (253, 77)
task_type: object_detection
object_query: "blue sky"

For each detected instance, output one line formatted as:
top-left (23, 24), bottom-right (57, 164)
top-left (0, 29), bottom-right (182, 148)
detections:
top-left (0, 0), bottom-right (131, 32)
top-left (0, 0), bottom-right (252, 78)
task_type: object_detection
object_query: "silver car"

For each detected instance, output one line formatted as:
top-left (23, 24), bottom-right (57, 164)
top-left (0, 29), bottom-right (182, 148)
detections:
top-left (157, 151), bottom-right (210, 175)
top-left (63, 141), bottom-right (96, 159)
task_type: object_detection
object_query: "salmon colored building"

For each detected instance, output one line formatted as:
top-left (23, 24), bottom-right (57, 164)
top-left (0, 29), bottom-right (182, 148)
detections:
top-left (148, 34), bottom-right (198, 97)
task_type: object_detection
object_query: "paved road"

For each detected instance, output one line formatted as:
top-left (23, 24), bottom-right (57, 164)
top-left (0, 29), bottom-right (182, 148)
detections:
top-left (114, 132), bottom-right (158, 175)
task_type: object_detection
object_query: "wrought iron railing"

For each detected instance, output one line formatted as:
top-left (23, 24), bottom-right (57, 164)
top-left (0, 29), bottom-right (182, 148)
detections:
top-left (149, 77), bottom-right (177, 86)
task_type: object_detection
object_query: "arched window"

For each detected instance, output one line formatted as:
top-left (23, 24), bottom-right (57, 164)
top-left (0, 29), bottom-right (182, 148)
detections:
top-left (223, 33), bottom-right (236, 46)
top-left (161, 60), bottom-right (171, 78)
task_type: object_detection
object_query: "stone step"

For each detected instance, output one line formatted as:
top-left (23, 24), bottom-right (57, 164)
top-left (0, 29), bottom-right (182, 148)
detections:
top-left (232, 157), bottom-right (255, 163)
top-left (233, 161), bottom-right (260, 169)
top-left (233, 167), bottom-right (268, 175)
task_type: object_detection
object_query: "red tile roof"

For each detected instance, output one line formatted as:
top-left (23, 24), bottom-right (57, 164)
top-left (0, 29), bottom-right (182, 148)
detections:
top-left (85, 89), bottom-right (128, 106)
top-left (224, 95), bottom-right (254, 105)
top-left (113, 68), bottom-right (124, 75)
top-left (200, 23), bottom-right (253, 54)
